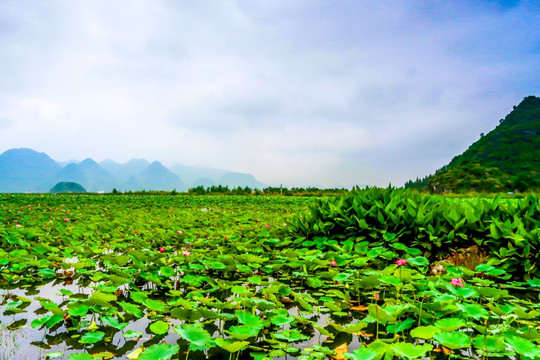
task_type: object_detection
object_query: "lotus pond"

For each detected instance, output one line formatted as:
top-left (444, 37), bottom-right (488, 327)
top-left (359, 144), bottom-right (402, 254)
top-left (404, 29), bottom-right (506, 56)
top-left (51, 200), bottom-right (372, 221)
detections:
top-left (1, 191), bottom-right (540, 360)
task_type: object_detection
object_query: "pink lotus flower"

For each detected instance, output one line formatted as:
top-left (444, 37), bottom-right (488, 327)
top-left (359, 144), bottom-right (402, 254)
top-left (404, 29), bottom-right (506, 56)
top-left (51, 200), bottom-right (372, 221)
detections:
top-left (177, 230), bottom-right (183, 234)
top-left (330, 260), bottom-right (337, 266)
top-left (64, 218), bottom-right (68, 222)
top-left (257, 219), bottom-right (260, 223)
top-left (450, 278), bottom-right (464, 287)
top-left (182, 250), bottom-right (191, 256)
top-left (224, 237), bottom-right (228, 240)
top-left (16, 224), bottom-right (21, 228)
top-left (159, 247), bottom-right (165, 253)
top-left (374, 293), bottom-right (380, 300)
top-left (266, 224), bottom-right (270, 228)
top-left (395, 259), bottom-right (407, 266)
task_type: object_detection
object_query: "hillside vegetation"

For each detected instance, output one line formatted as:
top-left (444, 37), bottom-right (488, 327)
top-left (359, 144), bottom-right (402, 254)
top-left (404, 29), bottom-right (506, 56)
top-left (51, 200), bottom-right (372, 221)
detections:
top-left (406, 96), bottom-right (540, 192)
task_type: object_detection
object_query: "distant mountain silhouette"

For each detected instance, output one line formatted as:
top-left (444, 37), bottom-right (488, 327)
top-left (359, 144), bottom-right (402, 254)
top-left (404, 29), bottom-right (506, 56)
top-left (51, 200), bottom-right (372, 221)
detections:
top-left (100, 159), bottom-right (150, 182)
top-left (53, 163), bottom-right (86, 186)
top-left (135, 161), bottom-right (186, 191)
top-left (170, 164), bottom-right (265, 189)
top-left (77, 158), bottom-right (117, 192)
top-left (0, 148), bottom-right (266, 192)
top-left (0, 148), bottom-right (61, 192)
top-left (218, 172), bottom-right (265, 189)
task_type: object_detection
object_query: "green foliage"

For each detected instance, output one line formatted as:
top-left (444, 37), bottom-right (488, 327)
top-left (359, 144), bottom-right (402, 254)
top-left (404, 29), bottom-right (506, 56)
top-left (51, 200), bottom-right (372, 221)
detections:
top-left (49, 182), bottom-right (87, 193)
top-left (290, 187), bottom-right (540, 278)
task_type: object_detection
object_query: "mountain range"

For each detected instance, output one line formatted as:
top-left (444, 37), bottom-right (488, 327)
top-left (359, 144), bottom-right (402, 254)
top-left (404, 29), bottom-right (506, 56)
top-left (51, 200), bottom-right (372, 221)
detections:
top-left (405, 95), bottom-right (540, 192)
top-left (0, 149), bottom-right (266, 193)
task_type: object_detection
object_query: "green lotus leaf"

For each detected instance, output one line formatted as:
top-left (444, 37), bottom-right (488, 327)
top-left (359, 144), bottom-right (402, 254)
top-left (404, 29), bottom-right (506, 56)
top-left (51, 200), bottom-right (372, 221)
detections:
top-left (270, 314), bottom-right (295, 327)
top-left (410, 325), bottom-right (440, 339)
top-left (173, 324), bottom-right (214, 349)
top-left (160, 265), bottom-right (175, 277)
top-left (272, 329), bottom-right (310, 342)
top-left (67, 354), bottom-right (93, 360)
top-left (139, 343), bottom-right (180, 360)
top-left (215, 338), bottom-right (250, 353)
top-left (31, 315), bottom-right (52, 328)
top-left (231, 285), bottom-right (248, 294)
top-left (472, 335), bottom-right (507, 353)
top-left (144, 299), bottom-right (166, 312)
top-left (119, 301), bottom-right (143, 318)
top-left (237, 264), bottom-right (252, 273)
top-left (90, 291), bottom-right (117, 303)
top-left (101, 316), bottom-right (127, 330)
top-left (433, 331), bottom-right (472, 349)
top-left (227, 325), bottom-right (259, 340)
top-left (457, 303), bottom-right (489, 320)
top-left (123, 330), bottom-right (143, 338)
top-left (68, 305), bottom-right (90, 317)
top-left (130, 291), bottom-right (148, 303)
top-left (434, 318), bottom-right (466, 332)
top-left (344, 348), bottom-right (378, 360)
top-left (391, 343), bottom-right (433, 359)
top-left (80, 331), bottom-right (105, 344)
top-left (149, 320), bottom-right (169, 335)
top-left (45, 314), bottom-right (64, 328)
top-left (236, 310), bottom-right (265, 330)
top-left (504, 334), bottom-right (540, 358)
top-left (247, 275), bottom-right (262, 284)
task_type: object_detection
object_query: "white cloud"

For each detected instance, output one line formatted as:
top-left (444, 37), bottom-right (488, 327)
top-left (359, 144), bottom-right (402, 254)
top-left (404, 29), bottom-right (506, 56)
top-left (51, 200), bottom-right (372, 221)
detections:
top-left (0, 0), bottom-right (538, 187)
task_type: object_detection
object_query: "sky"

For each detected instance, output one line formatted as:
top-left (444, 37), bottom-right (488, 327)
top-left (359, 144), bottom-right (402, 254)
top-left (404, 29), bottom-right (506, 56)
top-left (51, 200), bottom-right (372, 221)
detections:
top-left (0, 0), bottom-right (539, 188)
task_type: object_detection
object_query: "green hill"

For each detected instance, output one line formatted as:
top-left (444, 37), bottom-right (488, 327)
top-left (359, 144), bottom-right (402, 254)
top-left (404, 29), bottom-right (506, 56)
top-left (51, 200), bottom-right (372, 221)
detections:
top-left (49, 182), bottom-right (87, 193)
top-left (406, 96), bottom-right (540, 192)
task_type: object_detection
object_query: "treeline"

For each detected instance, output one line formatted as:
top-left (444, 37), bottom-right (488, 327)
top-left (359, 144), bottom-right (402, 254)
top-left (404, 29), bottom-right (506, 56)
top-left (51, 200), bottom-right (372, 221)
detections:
top-left (187, 185), bottom-right (349, 196)
top-left (108, 185), bottom-right (350, 196)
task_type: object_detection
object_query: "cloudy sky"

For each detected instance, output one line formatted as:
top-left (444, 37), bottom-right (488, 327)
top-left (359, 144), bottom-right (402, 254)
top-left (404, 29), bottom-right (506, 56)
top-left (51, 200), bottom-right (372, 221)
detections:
top-left (0, 0), bottom-right (538, 187)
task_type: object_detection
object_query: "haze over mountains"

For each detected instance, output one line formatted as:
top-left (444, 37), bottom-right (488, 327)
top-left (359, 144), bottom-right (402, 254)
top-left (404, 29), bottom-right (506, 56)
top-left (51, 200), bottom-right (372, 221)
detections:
top-left (0, 148), bottom-right (265, 193)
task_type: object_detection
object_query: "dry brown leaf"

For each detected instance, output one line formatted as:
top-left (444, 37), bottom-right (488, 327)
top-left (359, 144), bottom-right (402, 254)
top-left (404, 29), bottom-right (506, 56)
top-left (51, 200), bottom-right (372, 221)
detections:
top-left (330, 342), bottom-right (348, 360)
top-left (350, 305), bottom-right (368, 312)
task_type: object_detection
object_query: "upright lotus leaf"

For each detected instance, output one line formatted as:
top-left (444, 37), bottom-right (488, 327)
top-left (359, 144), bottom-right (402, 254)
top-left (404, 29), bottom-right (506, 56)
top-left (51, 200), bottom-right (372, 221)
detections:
top-left (173, 324), bottom-right (215, 350)
top-left (344, 347), bottom-right (378, 360)
top-left (119, 301), bottom-right (143, 318)
top-left (68, 305), bottom-right (90, 317)
top-left (101, 316), bottom-right (127, 330)
top-left (328, 322), bottom-right (368, 334)
top-left (367, 304), bottom-right (395, 323)
top-left (130, 291), bottom-right (148, 304)
top-left (139, 343), bottom-right (180, 360)
top-left (270, 314), bottom-right (295, 327)
top-left (472, 335), bottom-right (507, 353)
top-left (457, 303), bottom-right (489, 320)
top-left (215, 338), bottom-right (250, 353)
top-left (236, 310), bottom-right (265, 330)
top-left (433, 331), bottom-right (472, 350)
top-left (434, 318), bottom-right (467, 332)
top-left (80, 331), bottom-right (105, 344)
top-left (391, 343), bottom-right (433, 359)
top-left (410, 325), bottom-right (440, 339)
top-left (149, 320), bottom-right (169, 335)
top-left (144, 299), bottom-right (166, 312)
top-left (227, 325), bottom-right (260, 340)
top-left (504, 334), bottom-right (540, 358)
